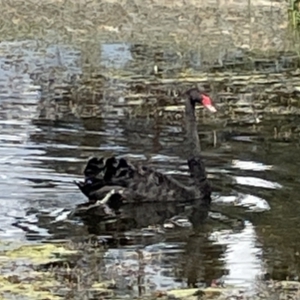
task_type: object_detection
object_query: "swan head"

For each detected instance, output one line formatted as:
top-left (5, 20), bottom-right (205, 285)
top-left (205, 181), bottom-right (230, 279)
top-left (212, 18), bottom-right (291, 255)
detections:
top-left (186, 88), bottom-right (217, 113)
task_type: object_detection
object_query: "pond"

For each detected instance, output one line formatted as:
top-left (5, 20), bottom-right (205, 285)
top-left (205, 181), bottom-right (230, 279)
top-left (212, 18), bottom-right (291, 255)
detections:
top-left (0, 35), bottom-right (300, 298)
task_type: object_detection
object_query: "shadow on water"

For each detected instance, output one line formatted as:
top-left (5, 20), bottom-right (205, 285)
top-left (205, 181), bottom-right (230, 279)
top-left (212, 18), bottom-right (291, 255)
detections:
top-left (0, 39), bottom-right (300, 294)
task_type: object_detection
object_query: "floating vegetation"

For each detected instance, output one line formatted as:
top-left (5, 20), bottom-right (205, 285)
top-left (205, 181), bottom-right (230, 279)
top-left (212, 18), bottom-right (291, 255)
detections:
top-left (1, 243), bottom-right (77, 264)
top-left (0, 241), bottom-right (115, 299)
top-left (0, 242), bottom-right (74, 299)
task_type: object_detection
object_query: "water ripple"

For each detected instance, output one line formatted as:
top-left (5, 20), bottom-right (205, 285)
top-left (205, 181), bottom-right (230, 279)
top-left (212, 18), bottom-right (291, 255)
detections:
top-left (0, 39), bottom-right (297, 292)
top-left (234, 176), bottom-right (282, 189)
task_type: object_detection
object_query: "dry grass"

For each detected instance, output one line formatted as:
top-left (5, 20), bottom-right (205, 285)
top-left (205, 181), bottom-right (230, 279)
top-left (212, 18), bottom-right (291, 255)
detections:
top-left (0, 0), bottom-right (291, 54)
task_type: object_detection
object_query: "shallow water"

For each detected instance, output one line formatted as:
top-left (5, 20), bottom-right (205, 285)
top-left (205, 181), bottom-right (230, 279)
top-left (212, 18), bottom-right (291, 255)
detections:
top-left (0, 39), bottom-right (300, 294)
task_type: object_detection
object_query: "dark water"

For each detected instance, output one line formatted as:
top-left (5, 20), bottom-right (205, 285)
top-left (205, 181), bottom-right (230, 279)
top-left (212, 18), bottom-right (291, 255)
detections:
top-left (0, 40), bottom-right (300, 293)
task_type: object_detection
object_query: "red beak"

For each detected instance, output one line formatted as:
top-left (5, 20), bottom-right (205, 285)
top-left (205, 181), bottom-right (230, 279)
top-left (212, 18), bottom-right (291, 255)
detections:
top-left (201, 94), bottom-right (217, 113)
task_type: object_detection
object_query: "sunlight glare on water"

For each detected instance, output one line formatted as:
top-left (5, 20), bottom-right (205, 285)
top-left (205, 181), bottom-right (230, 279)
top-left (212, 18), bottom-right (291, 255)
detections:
top-left (210, 221), bottom-right (263, 287)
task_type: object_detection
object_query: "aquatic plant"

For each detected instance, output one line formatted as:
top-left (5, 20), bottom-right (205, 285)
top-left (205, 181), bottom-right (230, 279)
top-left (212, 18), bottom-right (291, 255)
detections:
top-left (289, 0), bottom-right (300, 28)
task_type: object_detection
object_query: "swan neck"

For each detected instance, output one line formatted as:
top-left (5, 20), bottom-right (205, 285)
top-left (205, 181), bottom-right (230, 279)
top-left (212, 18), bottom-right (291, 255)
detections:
top-left (185, 98), bottom-right (201, 157)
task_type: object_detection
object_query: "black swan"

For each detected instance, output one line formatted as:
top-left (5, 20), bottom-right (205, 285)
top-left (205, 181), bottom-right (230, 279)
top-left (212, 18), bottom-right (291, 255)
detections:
top-left (73, 88), bottom-right (216, 219)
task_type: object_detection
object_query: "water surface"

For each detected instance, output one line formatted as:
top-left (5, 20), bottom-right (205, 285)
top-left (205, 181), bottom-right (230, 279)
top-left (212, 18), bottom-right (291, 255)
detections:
top-left (0, 39), bottom-right (299, 294)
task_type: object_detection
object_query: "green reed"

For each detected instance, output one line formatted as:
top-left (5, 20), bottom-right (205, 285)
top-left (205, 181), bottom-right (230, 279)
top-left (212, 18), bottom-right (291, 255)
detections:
top-left (289, 0), bottom-right (300, 28)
